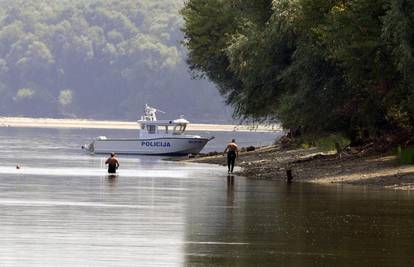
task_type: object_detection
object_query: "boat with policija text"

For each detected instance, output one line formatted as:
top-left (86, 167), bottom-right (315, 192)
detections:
top-left (82, 105), bottom-right (214, 155)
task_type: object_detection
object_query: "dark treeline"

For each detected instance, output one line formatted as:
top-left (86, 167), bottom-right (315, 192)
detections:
top-left (182, 0), bottom-right (414, 144)
top-left (0, 0), bottom-right (231, 122)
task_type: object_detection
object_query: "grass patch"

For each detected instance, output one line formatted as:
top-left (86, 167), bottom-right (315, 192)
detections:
top-left (397, 146), bottom-right (414, 165)
top-left (301, 134), bottom-right (350, 152)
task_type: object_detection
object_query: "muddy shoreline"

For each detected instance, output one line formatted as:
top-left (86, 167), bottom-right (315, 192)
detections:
top-left (170, 145), bottom-right (414, 190)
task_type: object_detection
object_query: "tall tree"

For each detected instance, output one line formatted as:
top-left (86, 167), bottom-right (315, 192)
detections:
top-left (182, 0), bottom-right (414, 142)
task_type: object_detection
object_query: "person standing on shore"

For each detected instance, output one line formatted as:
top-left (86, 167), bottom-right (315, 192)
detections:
top-left (224, 139), bottom-right (239, 174)
top-left (105, 152), bottom-right (120, 174)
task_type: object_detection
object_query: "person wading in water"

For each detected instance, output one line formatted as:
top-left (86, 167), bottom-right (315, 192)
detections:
top-left (105, 152), bottom-right (120, 174)
top-left (224, 139), bottom-right (239, 174)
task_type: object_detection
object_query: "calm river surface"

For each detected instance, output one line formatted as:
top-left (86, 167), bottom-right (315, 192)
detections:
top-left (0, 128), bottom-right (413, 267)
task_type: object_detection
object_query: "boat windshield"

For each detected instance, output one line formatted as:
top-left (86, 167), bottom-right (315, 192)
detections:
top-left (147, 125), bottom-right (156, 134)
top-left (173, 124), bottom-right (187, 135)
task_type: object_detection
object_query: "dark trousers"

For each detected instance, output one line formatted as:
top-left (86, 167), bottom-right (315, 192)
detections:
top-left (108, 164), bottom-right (117, 174)
top-left (227, 151), bottom-right (236, 173)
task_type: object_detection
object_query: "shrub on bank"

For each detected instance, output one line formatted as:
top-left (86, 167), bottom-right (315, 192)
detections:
top-left (398, 146), bottom-right (414, 165)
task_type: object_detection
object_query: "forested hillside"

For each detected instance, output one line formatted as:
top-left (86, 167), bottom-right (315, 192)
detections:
top-left (0, 0), bottom-right (230, 122)
top-left (182, 0), bottom-right (414, 144)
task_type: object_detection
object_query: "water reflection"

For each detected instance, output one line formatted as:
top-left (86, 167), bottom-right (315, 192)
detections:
top-left (184, 181), bottom-right (414, 266)
top-left (106, 175), bottom-right (118, 188)
top-left (226, 175), bottom-right (235, 204)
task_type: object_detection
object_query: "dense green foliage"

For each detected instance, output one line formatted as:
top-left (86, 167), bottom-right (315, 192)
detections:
top-left (398, 146), bottom-right (414, 164)
top-left (0, 0), bottom-right (230, 121)
top-left (182, 0), bottom-right (414, 143)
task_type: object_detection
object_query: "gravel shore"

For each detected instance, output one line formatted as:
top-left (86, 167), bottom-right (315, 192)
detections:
top-left (177, 145), bottom-right (414, 190)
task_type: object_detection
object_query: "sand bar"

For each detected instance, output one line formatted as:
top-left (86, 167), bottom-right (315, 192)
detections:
top-left (0, 116), bottom-right (282, 132)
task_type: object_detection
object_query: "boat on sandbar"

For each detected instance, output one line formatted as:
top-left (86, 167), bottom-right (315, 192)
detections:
top-left (82, 105), bottom-right (214, 155)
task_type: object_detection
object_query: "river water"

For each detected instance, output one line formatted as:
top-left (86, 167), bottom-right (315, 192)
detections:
top-left (0, 128), bottom-right (413, 266)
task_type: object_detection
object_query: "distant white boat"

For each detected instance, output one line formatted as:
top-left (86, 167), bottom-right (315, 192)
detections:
top-left (82, 105), bottom-right (214, 155)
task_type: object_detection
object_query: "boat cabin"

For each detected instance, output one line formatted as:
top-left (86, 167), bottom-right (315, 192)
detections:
top-left (138, 119), bottom-right (189, 138)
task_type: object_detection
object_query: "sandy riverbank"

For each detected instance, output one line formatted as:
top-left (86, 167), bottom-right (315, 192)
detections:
top-left (177, 144), bottom-right (414, 190)
top-left (0, 116), bottom-right (281, 132)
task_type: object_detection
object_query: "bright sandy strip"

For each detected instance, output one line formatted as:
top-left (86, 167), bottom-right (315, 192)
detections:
top-left (0, 117), bottom-right (282, 132)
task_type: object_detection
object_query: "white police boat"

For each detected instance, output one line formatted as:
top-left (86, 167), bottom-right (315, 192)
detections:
top-left (82, 105), bottom-right (214, 155)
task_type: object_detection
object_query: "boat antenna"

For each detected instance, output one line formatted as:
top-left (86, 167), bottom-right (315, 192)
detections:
top-left (143, 104), bottom-right (166, 121)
